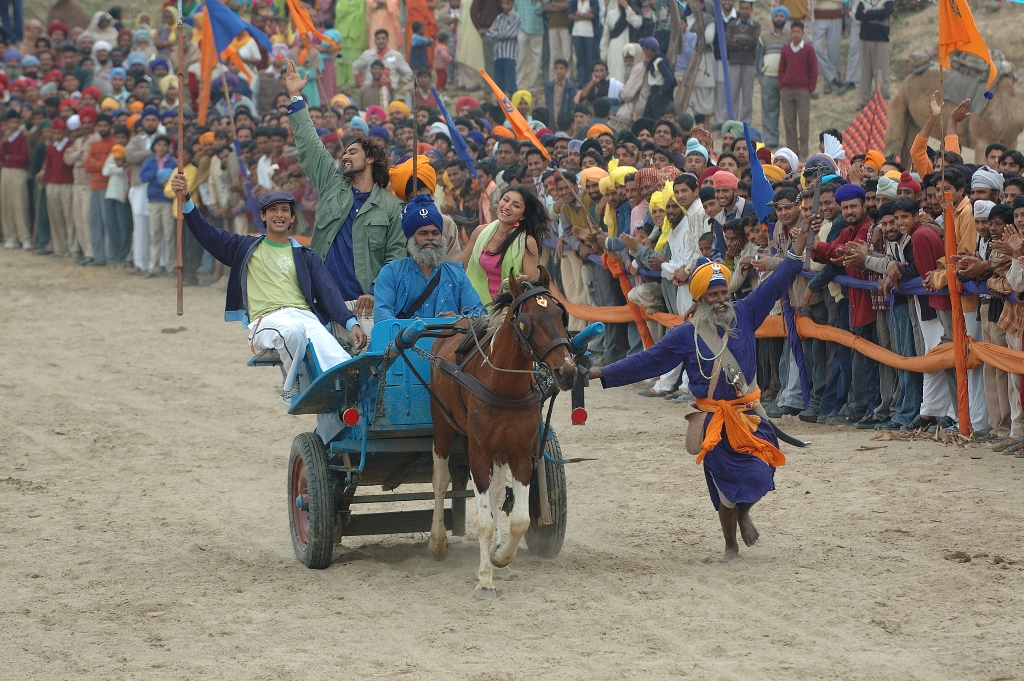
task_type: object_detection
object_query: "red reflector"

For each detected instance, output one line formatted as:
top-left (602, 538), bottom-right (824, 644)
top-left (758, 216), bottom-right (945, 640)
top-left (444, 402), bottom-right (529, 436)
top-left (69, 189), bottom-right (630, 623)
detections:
top-left (342, 408), bottom-right (360, 426)
top-left (571, 407), bottom-right (587, 425)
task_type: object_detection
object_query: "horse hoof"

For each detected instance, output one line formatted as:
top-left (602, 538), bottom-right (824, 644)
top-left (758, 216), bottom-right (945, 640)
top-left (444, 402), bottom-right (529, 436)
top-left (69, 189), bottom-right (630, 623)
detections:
top-left (473, 586), bottom-right (498, 601)
top-left (428, 539), bottom-right (448, 561)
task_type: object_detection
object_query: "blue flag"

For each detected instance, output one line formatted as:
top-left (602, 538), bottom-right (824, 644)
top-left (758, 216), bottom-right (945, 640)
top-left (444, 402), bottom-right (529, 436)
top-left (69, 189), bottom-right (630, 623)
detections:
top-left (743, 122), bottom-right (775, 226)
top-left (431, 87), bottom-right (478, 179)
top-left (205, 0), bottom-right (272, 55)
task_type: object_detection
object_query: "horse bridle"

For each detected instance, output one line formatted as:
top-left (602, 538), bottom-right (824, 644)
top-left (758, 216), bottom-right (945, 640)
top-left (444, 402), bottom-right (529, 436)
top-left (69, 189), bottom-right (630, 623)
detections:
top-left (508, 283), bottom-right (572, 368)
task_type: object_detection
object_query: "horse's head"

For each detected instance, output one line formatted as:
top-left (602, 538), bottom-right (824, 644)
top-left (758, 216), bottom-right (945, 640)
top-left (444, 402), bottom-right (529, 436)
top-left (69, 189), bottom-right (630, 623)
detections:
top-left (506, 268), bottom-right (577, 392)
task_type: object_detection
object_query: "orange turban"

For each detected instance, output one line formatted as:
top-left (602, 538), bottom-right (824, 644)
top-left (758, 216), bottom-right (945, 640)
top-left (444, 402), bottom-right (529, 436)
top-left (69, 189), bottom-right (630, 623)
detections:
top-left (389, 155), bottom-right (437, 201)
top-left (579, 167), bottom-right (609, 187)
top-left (111, 144), bottom-right (126, 159)
top-left (126, 114), bottom-right (141, 130)
top-left (864, 150), bottom-right (886, 171)
top-left (587, 123), bottom-right (613, 138)
top-left (689, 260), bottom-right (732, 300)
top-left (761, 163), bottom-right (785, 183)
top-left (199, 131), bottom-right (215, 144)
top-left (128, 101), bottom-right (144, 113)
top-left (492, 126), bottom-right (514, 138)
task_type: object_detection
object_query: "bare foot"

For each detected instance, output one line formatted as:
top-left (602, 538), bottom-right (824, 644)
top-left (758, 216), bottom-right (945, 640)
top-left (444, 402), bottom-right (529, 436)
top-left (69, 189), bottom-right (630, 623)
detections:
top-left (738, 514), bottom-right (759, 547)
top-left (719, 546), bottom-right (739, 562)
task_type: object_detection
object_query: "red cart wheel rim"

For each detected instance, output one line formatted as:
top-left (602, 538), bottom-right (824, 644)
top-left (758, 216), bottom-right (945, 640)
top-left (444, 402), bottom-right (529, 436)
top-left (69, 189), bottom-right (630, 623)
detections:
top-left (290, 455), bottom-right (310, 550)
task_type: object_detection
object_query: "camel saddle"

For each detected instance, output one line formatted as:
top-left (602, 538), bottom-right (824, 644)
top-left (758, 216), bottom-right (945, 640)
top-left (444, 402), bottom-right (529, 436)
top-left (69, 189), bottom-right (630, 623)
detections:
top-left (908, 48), bottom-right (1014, 116)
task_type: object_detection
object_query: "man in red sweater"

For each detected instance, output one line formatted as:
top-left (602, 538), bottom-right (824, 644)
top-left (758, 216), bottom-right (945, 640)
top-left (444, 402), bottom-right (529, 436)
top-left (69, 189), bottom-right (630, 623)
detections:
top-left (0, 109), bottom-right (32, 250)
top-left (777, 20), bottom-right (818, 160)
top-left (84, 113), bottom-right (118, 265)
top-left (41, 118), bottom-right (76, 258)
top-left (811, 182), bottom-right (881, 423)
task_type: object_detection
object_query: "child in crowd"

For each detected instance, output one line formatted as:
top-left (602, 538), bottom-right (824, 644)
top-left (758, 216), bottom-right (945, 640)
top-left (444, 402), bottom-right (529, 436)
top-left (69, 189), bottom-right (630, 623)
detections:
top-left (434, 32), bottom-right (453, 90)
top-left (409, 21), bottom-right (434, 71)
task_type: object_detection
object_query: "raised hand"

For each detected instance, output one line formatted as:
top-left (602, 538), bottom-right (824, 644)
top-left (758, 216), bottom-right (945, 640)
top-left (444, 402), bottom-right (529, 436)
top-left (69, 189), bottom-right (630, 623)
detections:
top-left (949, 98), bottom-right (971, 125)
top-left (283, 59), bottom-right (309, 98)
top-left (928, 90), bottom-right (941, 119)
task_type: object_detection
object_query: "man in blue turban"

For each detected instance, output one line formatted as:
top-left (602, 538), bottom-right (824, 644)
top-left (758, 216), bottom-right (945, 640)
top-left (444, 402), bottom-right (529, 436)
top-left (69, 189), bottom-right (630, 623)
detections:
top-left (373, 194), bottom-right (483, 322)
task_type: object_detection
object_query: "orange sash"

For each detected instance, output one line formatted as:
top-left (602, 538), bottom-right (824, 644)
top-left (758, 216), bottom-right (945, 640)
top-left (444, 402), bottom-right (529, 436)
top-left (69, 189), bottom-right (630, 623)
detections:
top-left (693, 387), bottom-right (786, 468)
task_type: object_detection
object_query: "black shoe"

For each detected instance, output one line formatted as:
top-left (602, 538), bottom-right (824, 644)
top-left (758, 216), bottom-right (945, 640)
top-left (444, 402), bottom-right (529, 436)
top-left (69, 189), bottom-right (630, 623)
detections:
top-left (78, 257), bottom-right (94, 267)
top-left (856, 415), bottom-right (885, 429)
top-left (823, 82), bottom-right (833, 95)
top-left (837, 82), bottom-right (855, 96)
top-left (35, 249), bottom-right (52, 256)
top-left (875, 420), bottom-right (903, 431)
top-left (798, 408), bottom-right (819, 423)
top-left (766, 403), bottom-right (801, 418)
top-left (906, 415), bottom-right (934, 431)
top-left (811, 91), bottom-right (819, 100)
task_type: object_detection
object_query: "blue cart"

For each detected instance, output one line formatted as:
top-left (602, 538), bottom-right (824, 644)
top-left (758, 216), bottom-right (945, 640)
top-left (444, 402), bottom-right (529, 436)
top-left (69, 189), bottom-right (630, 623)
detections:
top-left (252, 318), bottom-right (601, 569)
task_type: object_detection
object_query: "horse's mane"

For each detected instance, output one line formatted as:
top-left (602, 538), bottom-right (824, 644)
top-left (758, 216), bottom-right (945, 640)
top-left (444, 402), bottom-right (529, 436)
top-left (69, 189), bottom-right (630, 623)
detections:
top-left (486, 279), bottom-right (546, 329)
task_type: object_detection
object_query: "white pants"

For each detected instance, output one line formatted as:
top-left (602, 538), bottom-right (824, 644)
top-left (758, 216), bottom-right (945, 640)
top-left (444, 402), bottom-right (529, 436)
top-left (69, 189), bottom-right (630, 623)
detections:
top-left (964, 311), bottom-right (989, 430)
top-left (249, 307), bottom-right (352, 392)
top-left (129, 185), bottom-right (150, 270)
top-left (517, 31), bottom-right (544, 91)
top-left (845, 19), bottom-right (861, 84)
top-left (549, 27), bottom-right (572, 75)
top-left (917, 300), bottom-right (956, 419)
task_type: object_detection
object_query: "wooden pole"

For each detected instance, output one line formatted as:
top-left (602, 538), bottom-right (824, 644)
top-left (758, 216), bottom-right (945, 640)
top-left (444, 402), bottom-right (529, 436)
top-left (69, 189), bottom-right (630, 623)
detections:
top-left (675, 0), bottom-right (706, 118)
top-left (175, 0), bottom-right (185, 316)
top-left (937, 64), bottom-right (973, 436)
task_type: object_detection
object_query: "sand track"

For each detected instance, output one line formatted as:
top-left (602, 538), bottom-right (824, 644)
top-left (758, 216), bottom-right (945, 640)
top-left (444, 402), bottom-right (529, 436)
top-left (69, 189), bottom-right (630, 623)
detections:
top-left (2, 250), bottom-right (1023, 680)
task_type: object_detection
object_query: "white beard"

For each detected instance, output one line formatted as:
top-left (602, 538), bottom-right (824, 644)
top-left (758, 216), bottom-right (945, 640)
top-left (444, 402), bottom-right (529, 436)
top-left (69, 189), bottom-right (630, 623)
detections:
top-left (692, 299), bottom-right (738, 337)
top-left (408, 237), bottom-right (445, 269)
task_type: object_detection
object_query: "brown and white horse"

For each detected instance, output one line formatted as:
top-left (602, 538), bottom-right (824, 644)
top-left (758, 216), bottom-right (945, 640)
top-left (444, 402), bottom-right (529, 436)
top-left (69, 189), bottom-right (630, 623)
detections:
top-left (427, 270), bottom-right (577, 599)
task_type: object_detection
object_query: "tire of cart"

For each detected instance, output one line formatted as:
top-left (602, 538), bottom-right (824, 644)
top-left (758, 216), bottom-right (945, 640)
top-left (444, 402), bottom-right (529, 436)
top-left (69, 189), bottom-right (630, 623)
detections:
top-left (288, 432), bottom-right (336, 569)
top-left (525, 428), bottom-right (567, 559)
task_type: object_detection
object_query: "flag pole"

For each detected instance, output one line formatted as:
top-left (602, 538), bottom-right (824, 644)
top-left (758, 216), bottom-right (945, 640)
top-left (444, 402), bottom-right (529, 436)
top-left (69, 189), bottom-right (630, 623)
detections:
top-left (175, 0), bottom-right (185, 316)
top-left (937, 61), bottom-right (973, 436)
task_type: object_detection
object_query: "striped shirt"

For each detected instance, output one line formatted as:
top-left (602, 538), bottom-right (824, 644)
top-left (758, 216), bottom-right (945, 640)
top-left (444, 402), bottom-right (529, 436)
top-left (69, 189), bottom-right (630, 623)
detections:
top-left (487, 9), bottom-right (521, 60)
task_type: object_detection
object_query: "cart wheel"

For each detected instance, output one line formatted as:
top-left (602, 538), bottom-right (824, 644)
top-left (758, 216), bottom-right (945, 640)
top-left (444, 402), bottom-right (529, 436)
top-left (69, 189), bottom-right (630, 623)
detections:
top-left (525, 429), bottom-right (567, 559)
top-left (288, 432), bottom-right (335, 569)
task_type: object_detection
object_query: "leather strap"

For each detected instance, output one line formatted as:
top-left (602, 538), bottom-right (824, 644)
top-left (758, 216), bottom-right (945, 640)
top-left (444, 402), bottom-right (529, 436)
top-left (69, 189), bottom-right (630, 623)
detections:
top-left (397, 268), bottom-right (444, 319)
top-left (432, 357), bottom-right (543, 410)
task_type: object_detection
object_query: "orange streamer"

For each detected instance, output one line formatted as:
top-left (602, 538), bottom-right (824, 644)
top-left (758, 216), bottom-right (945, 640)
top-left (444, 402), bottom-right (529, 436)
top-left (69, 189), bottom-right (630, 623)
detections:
top-left (602, 254), bottom-right (655, 349)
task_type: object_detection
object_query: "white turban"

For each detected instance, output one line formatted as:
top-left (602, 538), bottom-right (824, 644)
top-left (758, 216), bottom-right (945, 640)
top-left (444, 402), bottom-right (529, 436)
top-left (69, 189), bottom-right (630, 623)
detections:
top-left (773, 147), bottom-right (799, 172)
top-left (972, 166), bottom-right (1004, 191)
top-left (67, 115), bottom-right (81, 130)
top-left (974, 200), bottom-right (995, 220)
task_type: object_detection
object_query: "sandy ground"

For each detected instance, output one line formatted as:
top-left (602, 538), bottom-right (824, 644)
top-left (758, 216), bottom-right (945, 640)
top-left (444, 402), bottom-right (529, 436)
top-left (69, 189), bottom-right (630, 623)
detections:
top-left (3, 249), bottom-right (1024, 680)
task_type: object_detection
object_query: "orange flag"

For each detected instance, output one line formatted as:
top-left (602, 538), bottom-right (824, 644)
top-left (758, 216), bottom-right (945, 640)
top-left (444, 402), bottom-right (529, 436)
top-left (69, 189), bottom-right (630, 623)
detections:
top-left (286, 0), bottom-right (337, 52)
top-left (938, 0), bottom-right (996, 92)
top-left (197, 11), bottom-right (219, 125)
top-left (478, 68), bottom-right (550, 161)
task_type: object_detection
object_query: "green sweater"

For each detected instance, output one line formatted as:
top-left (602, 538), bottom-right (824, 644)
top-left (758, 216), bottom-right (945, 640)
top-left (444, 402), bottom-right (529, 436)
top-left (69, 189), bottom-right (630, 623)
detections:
top-left (292, 106), bottom-right (406, 295)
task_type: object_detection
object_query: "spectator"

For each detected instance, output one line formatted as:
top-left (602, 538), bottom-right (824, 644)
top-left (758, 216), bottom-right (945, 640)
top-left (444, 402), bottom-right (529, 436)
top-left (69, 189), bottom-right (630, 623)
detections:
top-left (515, 0), bottom-right (544, 92)
top-left (545, 59), bottom-right (578, 130)
top-left (139, 133), bottom-right (176, 278)
top-left (485, 0), bottom-right (520, 95)
top-left (569, 0), bottom-right (601, 88)
top-left (853, 0), bottom-right (893, 111)
top-left (760, 6), bottom-right (789, 148)
top-left (778, 20), bottom-right (817, 160)
top-left (724, 0), bottom-right (759, 123)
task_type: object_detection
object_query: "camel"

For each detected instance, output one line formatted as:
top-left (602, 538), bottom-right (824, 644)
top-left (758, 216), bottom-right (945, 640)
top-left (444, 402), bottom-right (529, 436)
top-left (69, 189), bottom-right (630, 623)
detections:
top-left (885, 64), bottom-right (1024, 164)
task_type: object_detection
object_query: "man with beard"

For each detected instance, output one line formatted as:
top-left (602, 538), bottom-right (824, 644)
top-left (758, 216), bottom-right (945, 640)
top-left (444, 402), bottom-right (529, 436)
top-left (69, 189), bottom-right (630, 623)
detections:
top-left (284, 59), bottom-right (405, 340)
top-left (589, 225), bottom-right (812, 562)
top-left (373, 194), bottom-right (483, 323)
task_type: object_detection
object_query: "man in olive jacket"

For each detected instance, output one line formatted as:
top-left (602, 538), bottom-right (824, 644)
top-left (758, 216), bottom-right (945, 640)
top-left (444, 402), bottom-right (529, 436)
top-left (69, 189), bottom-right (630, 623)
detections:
top-left (283, 60), bottom-right (406, 335)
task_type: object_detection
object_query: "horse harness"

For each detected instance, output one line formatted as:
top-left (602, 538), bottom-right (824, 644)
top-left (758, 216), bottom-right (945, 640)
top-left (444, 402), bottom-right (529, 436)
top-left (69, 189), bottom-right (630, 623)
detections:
top-left (395, 284), bottom-right (571, 430)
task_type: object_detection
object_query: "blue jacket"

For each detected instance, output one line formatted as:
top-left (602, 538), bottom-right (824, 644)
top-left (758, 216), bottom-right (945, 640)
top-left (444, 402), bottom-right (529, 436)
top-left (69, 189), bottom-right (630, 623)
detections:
top-left (182, 201), bottom-right (357, 329)
top-left (373, 259), bottom-right (483, 323)
top-left (139, 154), bottom-right (177, 202)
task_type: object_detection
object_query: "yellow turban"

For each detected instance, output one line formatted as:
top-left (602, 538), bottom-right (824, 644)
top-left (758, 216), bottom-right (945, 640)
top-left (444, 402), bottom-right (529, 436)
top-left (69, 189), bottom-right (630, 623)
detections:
top-left (599, 166), bottom-right (638, 236)
top-left (199, 131), bottom-right (216, 145)
top-left (511, 90), bottom-right (532, 108)
top-left (580, 167), bottom-right (609, 188)
top-left (99, 97), bottom-right (119, 112)
top-left (654, 180), bottom-right (676, 251)
top-left (689, 261), bottom-right (732, 300)
top-left (864, 149), bottom-right (886, 171)
top-left (159, 74), bottom-right (179, 95)
top-left (331, 94), bottom-right (352, 110)
top-left (761, 163), bottom-right (785, 183)
top-left (388, 100), bottom-right (410, 117)
top-left (649, 189), bottom-right (670, 211)
top-left (609, 165), bottom-right (636, 187)
top-left (388, 155), bottom-right (436, 201)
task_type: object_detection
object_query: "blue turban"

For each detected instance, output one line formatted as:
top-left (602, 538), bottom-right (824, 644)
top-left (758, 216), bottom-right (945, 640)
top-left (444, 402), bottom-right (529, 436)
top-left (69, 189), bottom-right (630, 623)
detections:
top-left (22, 55), bottom-right (40, 68)
top-left (125, 51), bottom-right (147, 68)
top-left (467, 130), bottom-right (485, 146)
top-left (770, 5), bottom-right (790, 21)
top-left (477, 117), bottom-right (492, 133)
top-left (834, 183), bottom-right (866, 203)
top-left (401, 194), bottom-right (443, 239)
top-left (568, 139), bottom-right (583, 154)
top-left (350, 116), bottom-right (369, 135)
top-left (110, 67), bottom-right (127, 79)
top-left (149, 58), bottom-right (170, 73)
top-left (685, 137), bottom-right (709, 161)
top-left (141, 106), bottom-right (160, 119)
top-left (367, 125), bottom-right (390, 143)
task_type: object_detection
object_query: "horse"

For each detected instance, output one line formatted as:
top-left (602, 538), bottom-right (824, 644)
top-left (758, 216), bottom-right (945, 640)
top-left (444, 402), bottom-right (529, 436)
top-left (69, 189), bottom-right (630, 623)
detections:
top-left (426, 269), bottom-right (578, 599)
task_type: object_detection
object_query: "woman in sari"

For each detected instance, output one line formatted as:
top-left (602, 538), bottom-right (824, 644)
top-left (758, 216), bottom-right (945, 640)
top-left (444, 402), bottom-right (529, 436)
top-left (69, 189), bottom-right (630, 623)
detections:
top-left (334, 0), bottom-right (367, 88)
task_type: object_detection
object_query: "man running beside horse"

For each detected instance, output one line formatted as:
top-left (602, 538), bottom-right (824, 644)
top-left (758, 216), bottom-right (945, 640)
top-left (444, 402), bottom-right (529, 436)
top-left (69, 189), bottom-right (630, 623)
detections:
top-left (588, 223), bottom-right (812, 562)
